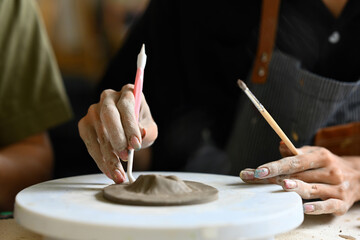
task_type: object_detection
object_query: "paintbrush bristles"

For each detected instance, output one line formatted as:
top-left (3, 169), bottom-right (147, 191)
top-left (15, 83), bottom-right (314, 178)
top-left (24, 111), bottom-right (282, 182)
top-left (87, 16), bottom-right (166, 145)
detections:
top-left (237, 79), bottom-right (247, 91)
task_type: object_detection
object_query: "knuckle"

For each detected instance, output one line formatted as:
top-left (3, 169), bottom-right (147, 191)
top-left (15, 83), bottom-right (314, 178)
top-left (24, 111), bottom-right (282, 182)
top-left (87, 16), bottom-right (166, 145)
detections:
top-left (107, 159), bottom-right (118, 169)
top-left (121, 90), bottom-right (134, 102)
top-left (105, 156), bottom-right (122, 172)
top-left (334, 204), bottom-right (347, 216)
top-left (304, 192), bottom-right (312, 199)
top-left (275, 176), bottom-right (285, 184)
top-left (87, 104), bottom-right (98, 115)
top-left (329, 168), bottom-right (344, 183)
top-left (308, 184), bottom-right (318, 199)
top-left (100, 89), bottom-right (115, 101)
top-left (121, 83), bottom-right (133, 91)
top-left (327, 199), bottom-right (348, 216)
top-left (112, 142), bottom-right (127, 155)
top-left (319, 148), bottom-right (333, 164)
top-left (337, 184), bottom-right (347, 199)
top-left (301, 189), bottom-right (312, 199)
top-left (99, 145), bottom-right (113, 161)
top-left (100, 103), bottom-right (116, 117)
top-left (334, 211), bottom-right (346, 216)
top-left (289, 157), bottom-right (302, 171)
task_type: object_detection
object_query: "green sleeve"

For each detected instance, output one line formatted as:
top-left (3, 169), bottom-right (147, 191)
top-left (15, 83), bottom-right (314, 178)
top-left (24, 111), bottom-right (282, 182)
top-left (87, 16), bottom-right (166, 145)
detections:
top-left (0, 0), bottom-right (73, 147)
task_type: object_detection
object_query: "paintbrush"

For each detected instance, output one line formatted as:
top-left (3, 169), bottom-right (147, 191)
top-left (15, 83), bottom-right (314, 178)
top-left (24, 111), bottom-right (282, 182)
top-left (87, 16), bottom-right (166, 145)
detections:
top-left (237, 79), bottom-right (299, 155)
top-left (127, 44), bottom-right (147, 183)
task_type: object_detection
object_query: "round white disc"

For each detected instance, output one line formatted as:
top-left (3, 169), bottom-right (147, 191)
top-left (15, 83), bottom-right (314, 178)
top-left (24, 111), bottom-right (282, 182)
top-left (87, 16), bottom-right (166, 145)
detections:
top-left (14, 172), bottom-right (303, 240)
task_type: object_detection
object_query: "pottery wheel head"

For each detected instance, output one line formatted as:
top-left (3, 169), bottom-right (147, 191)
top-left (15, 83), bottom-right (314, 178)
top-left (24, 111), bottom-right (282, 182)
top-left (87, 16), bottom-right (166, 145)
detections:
top-left (103, 174), bottom-right (218, 206)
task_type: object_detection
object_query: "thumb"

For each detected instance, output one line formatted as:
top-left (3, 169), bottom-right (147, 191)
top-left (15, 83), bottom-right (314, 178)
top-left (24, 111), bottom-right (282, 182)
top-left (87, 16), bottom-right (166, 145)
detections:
top-left (138, 120), bottom-right (158, 148)
top-left (279, 141), bottom-right (294, 157)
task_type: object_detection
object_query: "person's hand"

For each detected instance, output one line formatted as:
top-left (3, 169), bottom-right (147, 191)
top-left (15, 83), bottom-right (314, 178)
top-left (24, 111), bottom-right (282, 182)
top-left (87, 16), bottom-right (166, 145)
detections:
top-left (78, 85), bottom-right (158, 183)
top-left (239, 143), bottom-right (360, 215)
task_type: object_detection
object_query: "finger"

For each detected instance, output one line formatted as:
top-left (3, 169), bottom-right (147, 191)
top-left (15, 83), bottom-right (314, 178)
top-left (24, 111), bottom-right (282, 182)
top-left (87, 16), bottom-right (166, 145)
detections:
top-left (99, 89), bottom-right (129, 156)
top-left (239, 169), bottom-right (271, 183)
top-left (279, 141), bottom-right (293, 158)
top-left (94, 115), bottom-right (126, 183)
top-left (78, 116), bottom-right (111, 179)
top-left (255, 147), bottom-right (329, 178)
top-left (138, 96), bottom-right (158, 148)
top-left (104, 153), bottom-right (126, 184)
top-left (288, 168), bottom-right (343, 185)
top-left (117, 85), bottom-right (142, 150)
top-left (240, 169), bottom-right (291, 184)
top-left (303, 199), bottom-right (349, 216)
top-left (281, 179), bottom-right (347, 200)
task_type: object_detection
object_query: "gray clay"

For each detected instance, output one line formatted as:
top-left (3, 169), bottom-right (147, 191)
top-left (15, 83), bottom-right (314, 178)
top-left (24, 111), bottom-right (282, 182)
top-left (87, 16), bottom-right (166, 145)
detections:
top-left (103, 174), bottom-right (218, 206)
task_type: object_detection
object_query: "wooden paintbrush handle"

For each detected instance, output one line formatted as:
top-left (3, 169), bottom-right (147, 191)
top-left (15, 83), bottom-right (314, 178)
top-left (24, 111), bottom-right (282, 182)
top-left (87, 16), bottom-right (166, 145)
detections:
top-left (260, 109), bottom-right (299, 155)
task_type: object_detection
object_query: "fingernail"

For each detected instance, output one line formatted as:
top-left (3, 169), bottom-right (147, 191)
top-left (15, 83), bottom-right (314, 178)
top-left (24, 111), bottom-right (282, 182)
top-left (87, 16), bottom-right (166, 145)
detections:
top-left (303, 204), bottom-right (315, 213)
top-left (254, 168), bottom-right (269, 178)
top-left (113, 169), bottom-right (125, 183)
top-left (240, 170), bottom-right (255, 180)
top-left (130, 136), bottom-right (141, 151)
top-left (283, 179), bottom-right (297, 189)
top-left (280, 140), bottom-right (285, 145)
top-left (119, 150), bottom-right (128, 160)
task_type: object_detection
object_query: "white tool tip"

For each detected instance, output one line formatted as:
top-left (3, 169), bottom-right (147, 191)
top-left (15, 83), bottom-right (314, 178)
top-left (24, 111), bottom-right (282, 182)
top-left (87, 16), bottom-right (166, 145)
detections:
top-left (127, 149), bottom-right (136, 183)
top-left (137, 44), bottom-right (147, 69)
top-left (237, 79), bottom-right (247, 91)
top-left (140, 44), bottom-right (146, 55)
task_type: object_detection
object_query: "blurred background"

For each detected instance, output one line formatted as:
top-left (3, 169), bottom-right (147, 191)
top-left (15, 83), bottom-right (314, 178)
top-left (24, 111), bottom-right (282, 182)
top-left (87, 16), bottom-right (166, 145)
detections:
top-left (37, 0), bottom-right (149, 82)
top-left (35, 0), bottom-right (149, 178)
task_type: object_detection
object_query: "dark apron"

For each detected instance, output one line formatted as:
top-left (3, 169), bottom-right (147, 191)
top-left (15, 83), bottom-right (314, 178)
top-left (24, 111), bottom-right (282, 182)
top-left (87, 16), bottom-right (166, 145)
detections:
top-left (226, 49), bottom-right (360, 175)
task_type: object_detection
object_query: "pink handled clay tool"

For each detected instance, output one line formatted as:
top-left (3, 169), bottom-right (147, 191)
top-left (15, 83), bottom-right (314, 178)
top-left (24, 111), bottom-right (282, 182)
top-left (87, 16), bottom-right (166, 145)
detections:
top-left (127, 44), bottom-right (147, 183)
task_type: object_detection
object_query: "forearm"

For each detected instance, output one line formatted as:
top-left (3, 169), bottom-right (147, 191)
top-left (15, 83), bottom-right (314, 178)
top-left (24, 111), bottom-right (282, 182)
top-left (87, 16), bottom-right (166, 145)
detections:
top-left (0, 133), bottom-right (53, 211)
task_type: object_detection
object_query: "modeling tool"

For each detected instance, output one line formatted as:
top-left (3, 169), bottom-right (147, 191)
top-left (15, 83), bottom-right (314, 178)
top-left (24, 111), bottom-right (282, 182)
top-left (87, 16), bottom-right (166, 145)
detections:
top-left (127, 44), bottom-right (147, 183)
top-left (237, 79), bottom-right (299, 155)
